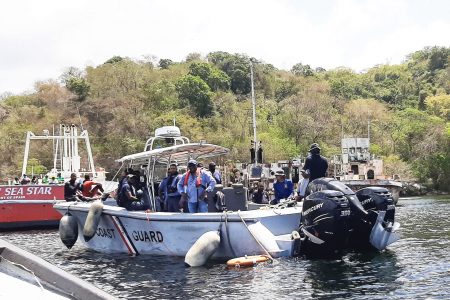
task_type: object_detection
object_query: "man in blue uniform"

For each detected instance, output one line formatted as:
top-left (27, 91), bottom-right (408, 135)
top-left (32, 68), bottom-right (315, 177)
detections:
top-left (178, 160), bottom-right (215, 213)
top-left (117, 175), bottom-right (150, 211)
top-left (272, 169), bottom-right (294, 204)
top-left (159, 163), bottom-right (182, 212)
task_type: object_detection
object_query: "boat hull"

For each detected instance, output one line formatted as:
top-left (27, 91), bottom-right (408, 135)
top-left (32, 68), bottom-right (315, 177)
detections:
top-left (0, 185), bottom-right (65, 230)
top-left (54, 202), bottom-right (302, 259)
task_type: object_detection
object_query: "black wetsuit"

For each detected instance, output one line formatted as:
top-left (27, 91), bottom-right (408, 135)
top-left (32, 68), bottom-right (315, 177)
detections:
top-left (303, 154), bottom-right (328, 181)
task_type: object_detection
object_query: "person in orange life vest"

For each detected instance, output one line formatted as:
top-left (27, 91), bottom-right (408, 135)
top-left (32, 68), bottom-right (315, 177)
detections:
top-left (177, 159), bottom-right (216, 213)
top-left (81, 174), bottom-right (104, 199)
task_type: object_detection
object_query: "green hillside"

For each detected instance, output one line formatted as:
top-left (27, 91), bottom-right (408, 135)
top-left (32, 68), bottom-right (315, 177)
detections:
top-left (1, 47), bottom-right (449, 190)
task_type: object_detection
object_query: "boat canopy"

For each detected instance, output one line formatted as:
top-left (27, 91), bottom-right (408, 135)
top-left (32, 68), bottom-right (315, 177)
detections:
top-left (116, 143), bottom-right (229, 166)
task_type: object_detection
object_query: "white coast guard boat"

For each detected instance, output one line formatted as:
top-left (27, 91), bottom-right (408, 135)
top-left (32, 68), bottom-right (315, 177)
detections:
top-left (54, 126), bottom-right (401, 262)
top-left (54, 126), bottom-right (302, 260)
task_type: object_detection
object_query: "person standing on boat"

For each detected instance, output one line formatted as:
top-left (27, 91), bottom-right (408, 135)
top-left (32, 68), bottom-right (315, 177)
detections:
top-left (208, 162), bottom-right (222, 184)
top-left (272, 169), bottom-right (294, 204)
top-left (64, 173), bottom-right (83, 201)
top-left (178, 160), bottom-right (216, 213)
top-left (159, 163), bottom-right (182, 212)
top-left (302, 143), bottom-right (328, 181)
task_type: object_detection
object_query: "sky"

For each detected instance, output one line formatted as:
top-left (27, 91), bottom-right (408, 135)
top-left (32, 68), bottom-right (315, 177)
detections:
top-left (0, 0), bottom-right (449, 95)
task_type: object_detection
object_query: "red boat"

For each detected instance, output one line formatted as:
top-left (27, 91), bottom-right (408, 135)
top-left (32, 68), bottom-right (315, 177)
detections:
top-left (0, 124), bottom-right (109, 230)
top-left (0, 185), bottom-right (65, 229)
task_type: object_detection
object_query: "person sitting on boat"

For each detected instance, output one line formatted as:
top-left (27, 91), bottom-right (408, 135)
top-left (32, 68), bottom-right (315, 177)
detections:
top-left (20, 174), bottom-right (31, 185)
top-left (81, 174), bottom-right (104, 200)
top-left (49, 176), bottom-right (58, 184)
top-left (13, 177), bottom-right (20, 185)
top-left (31, 175), bottom-right (38, 184)
top-left (302, 143), bottom-right (328, 181)
top-left (117, 174), bottom-right (150, 211)
top-left (208, 162), bottom-right (222, 184)
top-left (159, 163), bottom-right (182, 212)
top-left (272, 169), bottom-right (294, 204)
top-left (64, 173), bottom-right (83, 202)
top-left (251, 183), bottom-right (269, 204)
top-left (177, 159), bottom-right (216, 213)
top-left (42, 174), bottom-right (49, 184)
top-left (56, 172), bottom-right (65, 184)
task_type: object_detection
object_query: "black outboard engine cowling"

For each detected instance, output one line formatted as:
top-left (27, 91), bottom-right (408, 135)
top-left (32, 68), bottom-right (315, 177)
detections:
top-left (356, 187), bottom-right (395, 223)
top-left (302, 178), bottom-right (400, 253)
top-left (300, 190), bottom-right (351, 258)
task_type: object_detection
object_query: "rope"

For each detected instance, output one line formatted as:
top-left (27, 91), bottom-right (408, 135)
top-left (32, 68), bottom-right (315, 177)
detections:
top-left (236, 210), bottom-right (273, 261)
top-left (0, 255), bottom-right (45, 291)
top-left (223, 211), bottom-right (237, 258)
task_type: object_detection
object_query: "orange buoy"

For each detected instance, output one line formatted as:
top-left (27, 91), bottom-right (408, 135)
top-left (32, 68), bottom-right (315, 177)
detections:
top-left (226, 255), bottom-right (270, 268)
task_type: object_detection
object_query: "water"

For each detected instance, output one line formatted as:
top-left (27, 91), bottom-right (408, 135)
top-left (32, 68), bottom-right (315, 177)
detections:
top-left (1, 196), bottom-right (449, 299)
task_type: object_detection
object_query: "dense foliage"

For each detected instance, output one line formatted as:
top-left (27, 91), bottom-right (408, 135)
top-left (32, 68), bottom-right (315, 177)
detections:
top-left (1, 47), bottom-right (449, 190)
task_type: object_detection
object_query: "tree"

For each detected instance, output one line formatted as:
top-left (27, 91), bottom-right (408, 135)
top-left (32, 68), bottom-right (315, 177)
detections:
top-left (186, 52), bottom-right (202, 62)
top-left (425, 94), bottom-right (450, 120)
top-left (175, 75), bottom-right (213, 117)
top-left (104, 56), bottom-right (124, 64)
top-left (188, 62), bottom-right (230, 91)
top-left (291, 63), bottom-right (314, 77)
top-left (159, 59), bottom-right (174, 69)
top-left (207, 52), bottom-right (251, 94)
top-left (61, 67), bottom-right (90, 101)
top-left (65, 77), bottom-right (90, 101)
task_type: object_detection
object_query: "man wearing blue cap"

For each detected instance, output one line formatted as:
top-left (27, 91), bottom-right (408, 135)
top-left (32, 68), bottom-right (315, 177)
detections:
top-left (177, 159), bottom-right (216, 213)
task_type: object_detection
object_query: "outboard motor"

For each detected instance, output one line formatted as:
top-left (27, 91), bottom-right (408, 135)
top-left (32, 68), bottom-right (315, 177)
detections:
top-left (299, 190), bottom-right (351, 258)
top-left (353, 187), bottom-right (399, 250)
top-left (356, 187), bottom-right (395, 223)
top-left (304, 178), bottom-right (400, 252)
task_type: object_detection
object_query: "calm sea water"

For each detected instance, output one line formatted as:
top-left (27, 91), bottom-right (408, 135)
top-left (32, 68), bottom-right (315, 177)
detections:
top-left (1, 196), bottom-right (449, 300)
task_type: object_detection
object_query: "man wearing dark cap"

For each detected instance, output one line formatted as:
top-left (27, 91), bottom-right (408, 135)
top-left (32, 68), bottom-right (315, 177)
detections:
top-left (302, 143), bottom-right (328, 181)
top-left (272, 169), bottom-right (294, 204)
top-left (177, 159), bottom-right (216, 213)
top-left (117, 174), bottom-right (150, 211)
top-left (158, 163), bottom-right (182, 212)
top-left (208, 162), bottom-right (222, 184)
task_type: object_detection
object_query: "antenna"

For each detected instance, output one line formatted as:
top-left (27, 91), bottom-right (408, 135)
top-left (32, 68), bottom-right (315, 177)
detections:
top-left (250, 61), bottom-right (257, 164)
top-left (76, 105), bottom-right (84, 131)
top-left (173, 117), bottom-right (176, 126)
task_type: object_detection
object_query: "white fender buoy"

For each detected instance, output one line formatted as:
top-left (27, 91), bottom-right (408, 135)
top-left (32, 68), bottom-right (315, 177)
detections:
top-left (83, 200), bottom-right (103, 242)
top-left (59, 212), bottom-right (78, 249)
top-left (185, 231), bottom-right (221, 267)
top-left (247, 222), bottom-right (282, 256)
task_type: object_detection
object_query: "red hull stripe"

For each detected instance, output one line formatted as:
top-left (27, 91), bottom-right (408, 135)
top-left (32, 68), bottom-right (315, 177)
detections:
top-left (110, 215), bottom-right (138, 255)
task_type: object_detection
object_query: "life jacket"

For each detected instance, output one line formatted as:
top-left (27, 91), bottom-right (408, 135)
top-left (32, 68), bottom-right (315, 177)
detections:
top-left (183, 169), bottom-right (202, 188)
